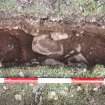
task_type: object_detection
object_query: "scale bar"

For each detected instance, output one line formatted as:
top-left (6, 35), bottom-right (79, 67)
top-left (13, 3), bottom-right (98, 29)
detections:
top-left (0, 78), bottom-right (104, 84)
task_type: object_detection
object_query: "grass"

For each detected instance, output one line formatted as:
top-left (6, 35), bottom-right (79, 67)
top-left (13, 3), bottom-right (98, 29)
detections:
top-left (0, 80), bottom-right (105, 105)
top-left (0, 0), bottom-right (105, 17)
top-left (0, 65), bottom-right (105, 78)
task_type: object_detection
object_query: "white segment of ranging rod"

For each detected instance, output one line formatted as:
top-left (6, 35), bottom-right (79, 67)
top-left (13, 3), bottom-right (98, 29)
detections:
top-left (38, 78), bottom-right (72, 83)
top-left (0, 78), bottom-right (4, 83)
top-left (103, 78), bottom-right (105, 84)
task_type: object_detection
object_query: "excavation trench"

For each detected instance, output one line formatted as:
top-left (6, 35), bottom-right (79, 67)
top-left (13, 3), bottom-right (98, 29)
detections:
top-left (0, 19), bottom-right (105, 68)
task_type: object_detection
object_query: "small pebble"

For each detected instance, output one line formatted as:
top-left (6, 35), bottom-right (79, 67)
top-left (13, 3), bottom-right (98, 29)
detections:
top-left (83, 68), bottom-right (87, 72)
top-left (76, 33), bottom-right (80, 37)
top-left (15, 94), bottom-right (22, 101)
top-left (77, 86), bottom-right (82, 91)
top-left (91, 18), bottom-right (96, 22)
top-left (93, 87), bottom-right (99, 92)
top-left (3, 86), bottom-right (7, 90)
top-left (18, 71), bottom-right (24, 77)
top-left (48, 91), bottom-right (58, 100)
top-left (70, 94), bottom-right (74, 97)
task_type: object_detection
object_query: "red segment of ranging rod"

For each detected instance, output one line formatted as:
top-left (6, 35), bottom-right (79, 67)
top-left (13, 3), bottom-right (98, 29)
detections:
top-left (4, 77), bottom-right (38, 84)
top-left (0, 78), bottom-right (105, 84)
top-left (72, 78), bottom-right (104, 84)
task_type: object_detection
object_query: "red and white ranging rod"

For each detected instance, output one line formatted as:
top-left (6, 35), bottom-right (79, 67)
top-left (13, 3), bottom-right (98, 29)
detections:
top-left (0, 78), bottom-right (105, 84)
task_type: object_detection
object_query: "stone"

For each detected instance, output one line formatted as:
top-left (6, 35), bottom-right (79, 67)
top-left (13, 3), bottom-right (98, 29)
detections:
top-left (32, 35), bottom-right (64, 57)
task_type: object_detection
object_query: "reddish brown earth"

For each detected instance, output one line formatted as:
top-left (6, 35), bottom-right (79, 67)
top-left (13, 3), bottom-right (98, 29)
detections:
top-left (0, 29), bottom-right (45, 67)
top-left (0, 29), bottom-right (20, 65)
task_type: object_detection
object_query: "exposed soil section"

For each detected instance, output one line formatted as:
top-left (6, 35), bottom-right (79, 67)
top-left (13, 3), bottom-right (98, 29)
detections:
top-left (0, 16), bottom-right (105, 68)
